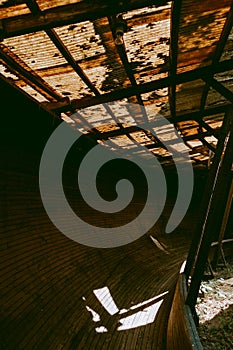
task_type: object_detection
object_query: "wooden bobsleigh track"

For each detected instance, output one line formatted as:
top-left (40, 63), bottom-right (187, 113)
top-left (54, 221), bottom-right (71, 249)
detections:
top-left (3, 0), bottom-right (233, 347)
top-left (0, 143), bottom-right (204, 350)
top-left (167, 274), bottom-right (203, 350)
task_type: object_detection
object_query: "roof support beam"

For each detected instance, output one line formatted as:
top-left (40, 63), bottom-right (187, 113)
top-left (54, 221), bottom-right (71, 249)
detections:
top-left (0, 44), bottom-right (63, 101)
top-left (198, 136), bottom-right (216, 152)
top-left (43, 58), bottom-right (233, 112)
top-left (203, 76), bottom-right (233, 104)
top-left (24, 0), bottom-right (99, 96)
top-left (85, 124), bottom-right (215, 149)
top-left (186, 108), bottom-right (233, 312)
top-left (0, 72), bottom-right (57, 118)
top-left (184, 106), bottom-right (233, 281)
top-left (169, 0), bottom-right (183, 119)
top-left (24, 1), bottom-right (127, 127)
top-left (1, 0), bottom-right (168, 39)
top-left (108, 15), bottom-right (149, 125)
top-left (198, 118), bottom-right (219, 140)
top-left (199, 3), bottom-right (233, 115)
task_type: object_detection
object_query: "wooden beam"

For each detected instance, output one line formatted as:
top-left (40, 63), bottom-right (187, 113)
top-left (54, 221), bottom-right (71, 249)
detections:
top-left (42, 58), bottom-right (233, 112)
top-left (108, 15), bottom-right (148, 124)
top-left (24, 0), bottom-right (100, 95)
top-left (1, 0), bottom-right (168, 38)
top-left (89, 123), bottom-right (206, 148)
top-left (204, 76), bottom-right (233, 104)
top-left (0, 72), bottom-right (57, 118)
top-left (45, 29), bottom-right (124, 126)
top-left (169, 0), bottom-right (183, 119)
top-left (0, 44), bottom-right (63, 102)
top-left (211, 178), bottom-right (233, 268)
top-left (25, 1), bottom-right (127, 127)
top-left (198, 118), bottom-right (219, 140)
top-left (175, 104), bottom-right (228, 122)
top-left (198, 136), bottom-right (216, 152)
top-left (42, 29), bottom-right (100, 95)
top-left (186, 110), bottom-right (233, 311)
top-left (184, 106), bottom-right (233, 281)
top-left (199, 3), bottom-right (233, 115)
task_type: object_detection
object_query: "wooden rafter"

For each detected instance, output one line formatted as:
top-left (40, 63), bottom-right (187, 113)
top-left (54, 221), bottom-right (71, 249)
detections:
top-left (1, 0), bottom-right (168, 39)
top-left (41, 58), bottom-right (233, 113)
top-left (0, 0), bottom-right (232, 164)
top-left (108, 15), bottom-right (142, 103)
top-left (177, 105), bottom-right (228, 122)
top-left (204, 76), bottom-right (233, 104)
top-left (0, 72), bottom-right (57, 118)
top-left (24, 0), bottom-right (99, 95)
top-left (199, 2), bottom-right (233, 116)
top-left (184, 106), bottom-right (233, 280)
top-left (0, 43), bottom-right (63, 101)
top-left (24, 1), bottom-right (132, 130)
top-left (186, 108), bottom-right (233, 311)
top-left (169, 0), bottom-right (183, 119)
top-left (198, 119), bottom-right (219, 140)
top-left (108, 15), bottom-right (149, 126)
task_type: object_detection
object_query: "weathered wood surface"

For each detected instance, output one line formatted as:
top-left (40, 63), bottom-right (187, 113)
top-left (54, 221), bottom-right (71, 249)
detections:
top-left (167, 274), bottom-right (203, 350)
top-left (0, 58), bottom-right (208, 350)
top-left (1, 145), bottom-right (196, 349)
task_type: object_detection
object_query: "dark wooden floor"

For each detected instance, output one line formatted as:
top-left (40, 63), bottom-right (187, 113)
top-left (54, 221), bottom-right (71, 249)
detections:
top-left (0, 144), bottom-right (203, 350)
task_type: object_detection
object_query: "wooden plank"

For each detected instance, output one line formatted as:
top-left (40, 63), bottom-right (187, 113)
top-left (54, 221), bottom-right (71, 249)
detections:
top-left (108, 15), bottom-right (148, 124)
top-left (0, 44), bottom-right (63, 101)
top-left (199, 3), bottom-right (233, 117)
top-left (169, 0), bottom-right (183, 119)
top-left (0, 3), bottom-right (30, 19)
top-left (1, 0), bottom-right (168, 38)
top-left (184, 107), bottom-right (233, 279)
top-left (167, 274), bottom-right (203, 350)
top-left (126, 6), bottom-right (170, 27)
top-left (205, 77), bottom-right (233, 104)
top-left (24, 0), bottom-right (100, 95)
top-left (186, 108), bottom-right (233, 310)
top-left (0, 72), bottom-right (57, 118)
top-left (42, 58), bottom-right (233, 112)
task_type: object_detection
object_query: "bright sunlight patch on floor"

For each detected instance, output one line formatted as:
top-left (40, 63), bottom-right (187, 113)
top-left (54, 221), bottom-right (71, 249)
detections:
top-left (83, 286), bottom-right (168, 333)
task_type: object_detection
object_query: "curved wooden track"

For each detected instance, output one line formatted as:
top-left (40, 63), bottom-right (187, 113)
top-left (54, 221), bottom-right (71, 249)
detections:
top-left (0, 144), bottom-right (201, 350)
top-left (0, 79), bottom-right (205, 350)
top-left (167, 274), bottom-right (203, 350)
